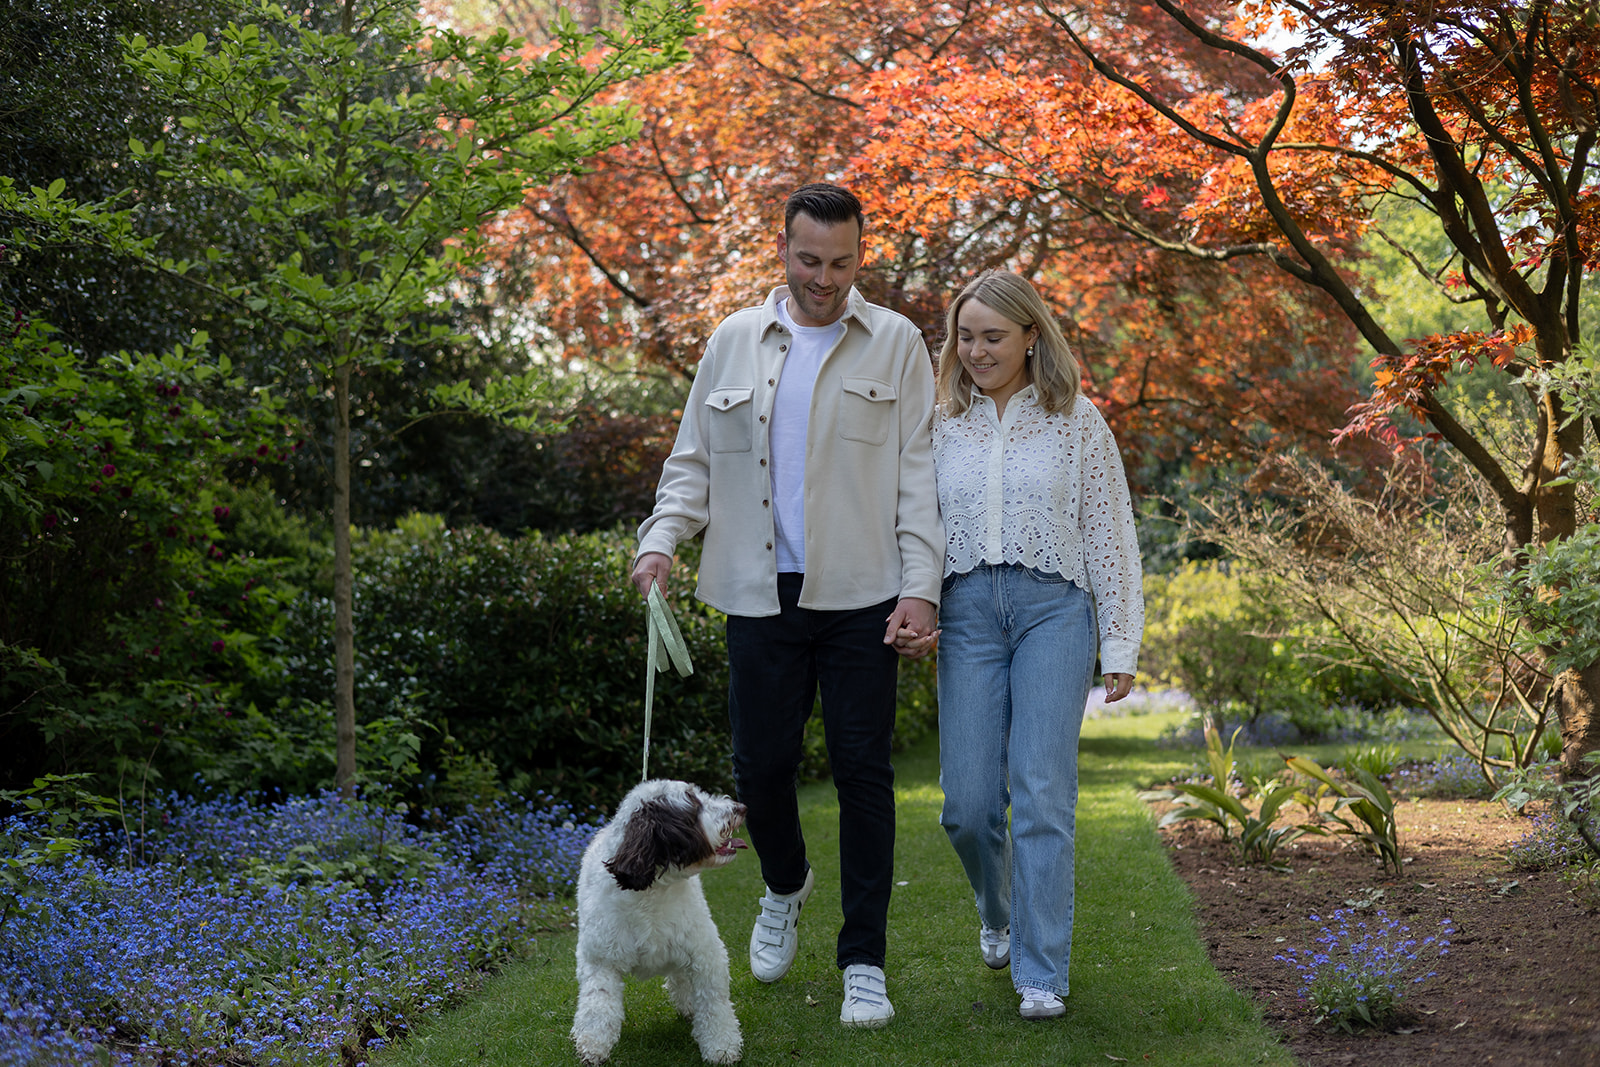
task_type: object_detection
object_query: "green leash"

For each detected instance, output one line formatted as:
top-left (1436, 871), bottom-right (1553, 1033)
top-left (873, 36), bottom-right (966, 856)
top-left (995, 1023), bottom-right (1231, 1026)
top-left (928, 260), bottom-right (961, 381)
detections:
top-left (643, 583), bottom-right (694, 781)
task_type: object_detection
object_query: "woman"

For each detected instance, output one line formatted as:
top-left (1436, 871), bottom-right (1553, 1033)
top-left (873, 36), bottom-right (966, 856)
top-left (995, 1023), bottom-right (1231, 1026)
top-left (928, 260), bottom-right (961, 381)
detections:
top-left (918, 270), bottom-right (1144, 1019)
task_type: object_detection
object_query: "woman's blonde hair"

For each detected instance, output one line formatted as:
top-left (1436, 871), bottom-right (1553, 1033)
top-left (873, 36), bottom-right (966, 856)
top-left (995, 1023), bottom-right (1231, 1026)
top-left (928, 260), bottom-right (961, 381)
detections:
top-left (936, 271), bottom-right (1082, 416)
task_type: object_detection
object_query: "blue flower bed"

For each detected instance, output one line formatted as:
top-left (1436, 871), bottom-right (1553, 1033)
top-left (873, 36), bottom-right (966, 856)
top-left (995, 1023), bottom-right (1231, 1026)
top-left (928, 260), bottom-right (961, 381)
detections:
top-left (0, 791), bottom-right (598, 1066)
top-left (1276, 908), bottom-right (1453, 1031)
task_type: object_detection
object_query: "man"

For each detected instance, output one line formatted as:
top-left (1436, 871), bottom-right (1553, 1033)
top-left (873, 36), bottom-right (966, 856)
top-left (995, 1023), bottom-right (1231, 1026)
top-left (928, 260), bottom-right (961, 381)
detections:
top-left (631, 182), bottom-right (942, 1028)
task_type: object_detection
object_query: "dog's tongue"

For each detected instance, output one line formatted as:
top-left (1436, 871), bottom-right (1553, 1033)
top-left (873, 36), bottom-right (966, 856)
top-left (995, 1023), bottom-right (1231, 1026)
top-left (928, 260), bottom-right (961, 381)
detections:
top-left (725, 838), bottom-right (748, 851)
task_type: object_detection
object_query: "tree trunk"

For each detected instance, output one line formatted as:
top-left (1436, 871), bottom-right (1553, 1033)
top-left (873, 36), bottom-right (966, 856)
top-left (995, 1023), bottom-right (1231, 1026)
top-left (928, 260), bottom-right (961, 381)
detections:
top-left (1558, 664), bottom-right (1600, 779)
top-left (333, 360), bottom-right (357, 795)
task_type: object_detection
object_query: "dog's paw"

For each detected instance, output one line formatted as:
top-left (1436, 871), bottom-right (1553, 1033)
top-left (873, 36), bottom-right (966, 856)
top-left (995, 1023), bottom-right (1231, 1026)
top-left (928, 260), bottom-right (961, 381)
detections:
top-left (698, 1036), bottom-right (742, 1064)
top-left (572, 1035), bottom-right (612, 1066)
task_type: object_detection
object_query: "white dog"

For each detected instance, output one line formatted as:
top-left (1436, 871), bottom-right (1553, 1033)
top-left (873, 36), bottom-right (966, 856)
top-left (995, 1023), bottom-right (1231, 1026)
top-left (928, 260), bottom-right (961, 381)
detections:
top-left (572, 779), bottom-right (748, 1065)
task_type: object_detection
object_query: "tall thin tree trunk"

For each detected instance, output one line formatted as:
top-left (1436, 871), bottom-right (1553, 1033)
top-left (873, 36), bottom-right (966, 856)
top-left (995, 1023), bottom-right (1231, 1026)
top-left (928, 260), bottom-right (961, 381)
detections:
top-left (333, 0), bottom-right (358, 796)
top-left (333, 359), bottom-right (356, 795)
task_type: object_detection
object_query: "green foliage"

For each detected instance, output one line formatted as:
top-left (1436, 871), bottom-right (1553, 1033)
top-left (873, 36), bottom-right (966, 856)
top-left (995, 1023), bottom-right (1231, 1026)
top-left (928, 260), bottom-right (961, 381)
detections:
top-left (0, 313), bottom-right (299, 790)
top-left (272, 520), bottom-right (726, 805)
top-left (1203, 451), bottom-right (1555, 784)
top-left (120, 0), bottom-right (701, 427)
top-left (1354, 194), bottom-right (1482, 365)
top-left (1141, 561), bottom-right (1392, 734)
top-left (1288, 755), bottom-right (1402, 874)
top-left (1340, 743), bottom-right (1401, 780)
top-left (1141, 722), bottom-right (1307, 866)
top-left (112, 0), bottom-right (702, 788)
top-left (1494, 754), bottom-right (1600, 859)
top-left (257, 517), bottom-right (938, 806)
top-left (0, 0), bottom-right (249, 363)
top-left (0, 773), bottom-right (120, 925)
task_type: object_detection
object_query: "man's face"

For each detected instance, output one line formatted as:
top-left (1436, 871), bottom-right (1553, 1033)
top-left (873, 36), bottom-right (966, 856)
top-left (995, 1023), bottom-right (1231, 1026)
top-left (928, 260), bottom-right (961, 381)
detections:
top-left (777, 212), bottom-right (863, 327)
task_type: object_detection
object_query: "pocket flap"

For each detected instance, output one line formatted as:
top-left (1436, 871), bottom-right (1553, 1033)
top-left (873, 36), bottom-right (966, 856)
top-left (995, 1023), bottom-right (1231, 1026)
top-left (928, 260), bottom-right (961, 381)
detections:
top-left (841, 377), bottom-right (896, 402)
top-left (706, 386), bottom-right (754, 411)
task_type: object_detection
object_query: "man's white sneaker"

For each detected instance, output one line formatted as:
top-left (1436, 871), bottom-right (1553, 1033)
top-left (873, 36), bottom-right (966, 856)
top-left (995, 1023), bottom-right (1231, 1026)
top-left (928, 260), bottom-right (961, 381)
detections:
top-left (1018, 985), bottom-right (1065, 1019)
top-left (840, 964), bottom-right (895, 1028)
top-left (979, 925), bottom-right (1010, 969)
top-left (749, 866), bottom-right (815, 983)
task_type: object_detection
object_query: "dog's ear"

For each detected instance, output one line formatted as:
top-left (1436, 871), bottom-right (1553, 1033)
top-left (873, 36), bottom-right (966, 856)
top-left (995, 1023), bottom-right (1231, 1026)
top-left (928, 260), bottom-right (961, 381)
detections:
top-left (603, 794), bottom-right (713, 890)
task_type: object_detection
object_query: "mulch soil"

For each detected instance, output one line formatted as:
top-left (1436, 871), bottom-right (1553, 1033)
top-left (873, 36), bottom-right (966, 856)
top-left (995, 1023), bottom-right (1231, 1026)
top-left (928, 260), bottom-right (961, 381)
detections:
top-left (1151, 788), bottom-right (1600, 1065)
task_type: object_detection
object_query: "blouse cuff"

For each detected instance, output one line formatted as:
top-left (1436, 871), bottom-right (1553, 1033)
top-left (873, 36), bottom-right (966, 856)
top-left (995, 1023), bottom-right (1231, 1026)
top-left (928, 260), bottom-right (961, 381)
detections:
top-left (1099, 634), bottom-right (1140, 678)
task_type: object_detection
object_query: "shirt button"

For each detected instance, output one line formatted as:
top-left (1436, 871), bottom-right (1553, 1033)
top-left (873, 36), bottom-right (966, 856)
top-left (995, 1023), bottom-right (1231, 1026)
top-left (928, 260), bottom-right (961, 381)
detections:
top-left (779, 345), bottom-right (788, 352)
top-left (765, 542), bottom-right (773, 550)
top-left (760, 458), bottom-right (767, 466)
top-left (759, 414), bottom-right (767, 422)
top-left (762, 499), bottom-right (770, 507)
top-left (768, 378), bottom-right (775, 386)
top-left (869, 389), bottom-right (878, 397)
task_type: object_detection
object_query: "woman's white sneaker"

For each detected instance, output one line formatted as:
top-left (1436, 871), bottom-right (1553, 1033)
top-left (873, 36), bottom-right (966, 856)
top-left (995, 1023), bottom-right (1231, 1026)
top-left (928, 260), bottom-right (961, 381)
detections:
top-left (979, 925), bottom-right (1010, 969)
top-left (1018, 985), bottom-right (1065, 1019)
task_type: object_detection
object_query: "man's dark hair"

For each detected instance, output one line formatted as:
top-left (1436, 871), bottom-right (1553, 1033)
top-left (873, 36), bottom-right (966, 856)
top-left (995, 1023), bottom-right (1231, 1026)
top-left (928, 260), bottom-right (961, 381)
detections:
top-left (784, 183), bottom-right (864, 237)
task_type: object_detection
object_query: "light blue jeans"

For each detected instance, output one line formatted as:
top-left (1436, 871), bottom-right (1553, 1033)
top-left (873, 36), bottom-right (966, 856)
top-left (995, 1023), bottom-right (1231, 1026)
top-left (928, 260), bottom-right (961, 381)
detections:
top-left (937, 564), bottom-right (1097, 997)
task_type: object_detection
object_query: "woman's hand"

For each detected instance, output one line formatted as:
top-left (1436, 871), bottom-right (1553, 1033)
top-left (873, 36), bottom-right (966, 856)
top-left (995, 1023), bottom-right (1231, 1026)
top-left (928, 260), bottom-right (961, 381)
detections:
top-left (1102, 672), bottom-right (1134, 702)
top-left (884, 598), bottom-right (940, 659)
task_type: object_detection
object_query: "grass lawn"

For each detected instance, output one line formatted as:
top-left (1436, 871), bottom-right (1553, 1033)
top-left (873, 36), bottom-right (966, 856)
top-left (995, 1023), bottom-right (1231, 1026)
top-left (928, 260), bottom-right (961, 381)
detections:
top-left (373, 710), bottom-right (1294, 1066)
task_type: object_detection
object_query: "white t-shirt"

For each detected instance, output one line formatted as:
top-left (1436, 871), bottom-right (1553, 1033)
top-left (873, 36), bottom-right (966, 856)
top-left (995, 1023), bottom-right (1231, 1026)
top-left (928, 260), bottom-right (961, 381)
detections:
top-left (770, 298), bottom-right (843, 572)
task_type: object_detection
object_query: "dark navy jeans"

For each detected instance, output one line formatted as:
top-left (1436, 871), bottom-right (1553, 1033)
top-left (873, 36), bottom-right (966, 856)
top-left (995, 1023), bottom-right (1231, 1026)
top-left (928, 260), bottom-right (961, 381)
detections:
top-left (726, 572), bottom-right (899, 970)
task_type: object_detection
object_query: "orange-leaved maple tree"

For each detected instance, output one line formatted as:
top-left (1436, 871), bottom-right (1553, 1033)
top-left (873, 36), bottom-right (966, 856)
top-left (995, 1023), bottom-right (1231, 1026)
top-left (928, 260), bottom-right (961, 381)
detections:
top-left (887, 0), bottom-right (1599, 769)
top-left (475, 0), bottom-right (1368, 481)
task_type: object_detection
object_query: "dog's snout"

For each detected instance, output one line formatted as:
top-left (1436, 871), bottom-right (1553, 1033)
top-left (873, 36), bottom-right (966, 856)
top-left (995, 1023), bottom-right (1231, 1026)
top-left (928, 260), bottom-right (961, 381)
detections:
top-left (732, 802), bottom-right (748, 819)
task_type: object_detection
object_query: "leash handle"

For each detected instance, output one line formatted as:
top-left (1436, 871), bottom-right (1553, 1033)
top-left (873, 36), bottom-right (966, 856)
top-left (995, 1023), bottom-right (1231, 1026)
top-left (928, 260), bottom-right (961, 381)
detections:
top-left (643, 582), bottom-right (693, 781)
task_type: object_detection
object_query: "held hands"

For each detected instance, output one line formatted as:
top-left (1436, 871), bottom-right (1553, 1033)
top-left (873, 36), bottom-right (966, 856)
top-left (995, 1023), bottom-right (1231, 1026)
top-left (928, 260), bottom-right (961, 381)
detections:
top-left (884, 598), bottom-right (939, 660)
top-left (1102, 672), bottom-right (1135, 702)
top-left (631, 552), bottom-right (673, 598)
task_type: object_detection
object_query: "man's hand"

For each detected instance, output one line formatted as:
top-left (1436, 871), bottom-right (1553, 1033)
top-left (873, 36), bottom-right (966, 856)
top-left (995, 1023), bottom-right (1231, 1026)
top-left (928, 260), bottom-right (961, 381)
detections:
top-left (631, 552), bottom-right (673, 599)
top-left (883, 597), bottom-right (939, 660)
top-left (1102, 672), bottom-right (1135, 702)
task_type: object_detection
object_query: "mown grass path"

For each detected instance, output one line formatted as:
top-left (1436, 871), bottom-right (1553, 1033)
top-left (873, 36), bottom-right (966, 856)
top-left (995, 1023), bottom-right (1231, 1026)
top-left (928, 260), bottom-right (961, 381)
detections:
top-left (374, 712), bottom-right (1293, 1066)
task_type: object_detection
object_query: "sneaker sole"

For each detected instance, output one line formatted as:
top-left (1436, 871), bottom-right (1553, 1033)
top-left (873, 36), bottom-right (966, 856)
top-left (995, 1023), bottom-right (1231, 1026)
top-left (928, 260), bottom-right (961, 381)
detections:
top-left (1019, 1002), bottom-right (1065, 1020)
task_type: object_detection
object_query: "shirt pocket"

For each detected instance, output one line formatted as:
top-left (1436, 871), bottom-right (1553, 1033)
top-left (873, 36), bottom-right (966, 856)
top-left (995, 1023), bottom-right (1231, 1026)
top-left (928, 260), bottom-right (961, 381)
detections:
top-left (838, 377), bottom-right (896, 445)
top-left (705, 386), bottom-right (755, 453)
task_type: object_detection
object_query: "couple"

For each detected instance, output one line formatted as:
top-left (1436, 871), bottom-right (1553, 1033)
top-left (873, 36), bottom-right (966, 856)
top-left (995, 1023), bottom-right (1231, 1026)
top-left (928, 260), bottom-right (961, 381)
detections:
top-left (629, 183), bottom-right (1144, 1027)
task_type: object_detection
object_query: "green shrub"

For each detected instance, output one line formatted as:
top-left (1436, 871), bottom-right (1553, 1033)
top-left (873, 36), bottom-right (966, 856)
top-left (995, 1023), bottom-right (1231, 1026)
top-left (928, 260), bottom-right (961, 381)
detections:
top-left (1143, 562), bottom-right (1314, 720)
top-left (1, 317), bottom-right (296, 792)
top-left (1141, 561), bottom-right (1398, 738)
top-left (271, 516), bottom-right (942, 808)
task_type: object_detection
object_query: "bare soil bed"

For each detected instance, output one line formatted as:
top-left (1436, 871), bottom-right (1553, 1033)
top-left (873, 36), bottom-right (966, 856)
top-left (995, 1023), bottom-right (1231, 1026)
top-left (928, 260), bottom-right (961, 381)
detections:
top-left (1154, 792), bottom-right (1600, 1065)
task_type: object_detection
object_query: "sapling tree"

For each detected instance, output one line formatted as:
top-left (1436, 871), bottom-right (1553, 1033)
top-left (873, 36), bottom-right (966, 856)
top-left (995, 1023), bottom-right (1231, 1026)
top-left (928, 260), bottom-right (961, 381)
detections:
top-left (119, 0), bottom-right (699, 791)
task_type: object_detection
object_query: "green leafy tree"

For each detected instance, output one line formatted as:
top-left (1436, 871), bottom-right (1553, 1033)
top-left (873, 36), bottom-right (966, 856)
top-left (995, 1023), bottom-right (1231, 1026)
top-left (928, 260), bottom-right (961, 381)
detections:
top-left (117, 0), bottom-right (699, 791)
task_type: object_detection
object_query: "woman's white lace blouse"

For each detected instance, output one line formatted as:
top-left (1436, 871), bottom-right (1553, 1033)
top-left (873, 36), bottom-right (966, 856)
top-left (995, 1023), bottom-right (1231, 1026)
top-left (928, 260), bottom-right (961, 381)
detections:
top-left (933, 386), bottom-right (1145, 675)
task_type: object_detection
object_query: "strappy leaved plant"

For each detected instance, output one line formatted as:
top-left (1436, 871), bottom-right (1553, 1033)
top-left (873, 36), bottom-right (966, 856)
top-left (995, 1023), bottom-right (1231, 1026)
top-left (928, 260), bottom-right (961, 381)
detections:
top-left (1287, 756), bottom-right (1402, 874)
top-left (1142, 722), bottom-right (1308, 866)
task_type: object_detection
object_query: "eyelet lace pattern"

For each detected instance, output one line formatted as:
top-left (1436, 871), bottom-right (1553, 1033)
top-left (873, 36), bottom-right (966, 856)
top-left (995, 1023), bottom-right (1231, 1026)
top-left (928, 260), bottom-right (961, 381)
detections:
top-left (933, 388), bottom-right (1144, 674)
